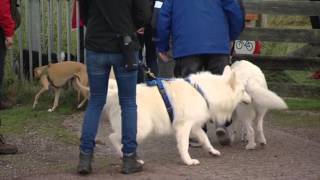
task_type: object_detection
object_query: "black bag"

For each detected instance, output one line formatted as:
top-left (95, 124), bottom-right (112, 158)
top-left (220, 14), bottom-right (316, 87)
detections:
top-left (10, 0), bottom-right (21, 29)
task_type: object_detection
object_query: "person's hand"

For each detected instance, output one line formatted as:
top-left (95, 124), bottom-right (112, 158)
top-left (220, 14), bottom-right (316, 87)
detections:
top-left (5, 36), bottom-right (14, 49)
top-left (137, 28), bottom-right (144, 35)
top-left (159, 52), bottom-right (170, 62)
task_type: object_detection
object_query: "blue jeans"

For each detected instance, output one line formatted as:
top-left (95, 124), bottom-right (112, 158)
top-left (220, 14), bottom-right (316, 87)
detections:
top-left (80, 49), bottom-right (138, 155)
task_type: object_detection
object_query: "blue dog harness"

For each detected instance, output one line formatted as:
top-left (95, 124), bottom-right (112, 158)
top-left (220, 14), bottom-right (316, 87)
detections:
top-left (185, 78), bottom-right (210, 108)
top-left (147, 78), bottom-right (174, 122)
top-left (146, 77), bottom-right (211, 123)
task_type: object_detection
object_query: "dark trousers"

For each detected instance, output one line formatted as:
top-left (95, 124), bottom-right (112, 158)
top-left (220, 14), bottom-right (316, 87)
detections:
top-left (174, 54), bottom-right (230, 132)
top-left (174, 54), bottom-right (230, 77)
top-left (0, 48), bottom-right (6, 99)
top-left (310, 0), bottom-right (320, 29)
top-left (79, 27), bottom-right (85, 61)
top-left (137, 26), bottom-right (158, 83)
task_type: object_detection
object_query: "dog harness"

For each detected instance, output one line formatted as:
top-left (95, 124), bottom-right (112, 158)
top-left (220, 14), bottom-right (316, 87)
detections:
top-left (185, 78), bottom-right (210, 108)
top-left (147, 78), bottom-right (174, 122)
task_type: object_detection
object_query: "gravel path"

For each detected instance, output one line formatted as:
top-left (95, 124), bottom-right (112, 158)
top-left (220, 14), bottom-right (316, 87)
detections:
top-left (1, 112), bottom-right (320, 180)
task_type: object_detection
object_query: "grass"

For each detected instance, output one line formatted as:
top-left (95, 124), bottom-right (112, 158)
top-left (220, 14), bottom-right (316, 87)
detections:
top-left (0, 85), bottom-right (81, 145)
top-left (268, 97), bottom-right (320, 128)
top-left (269, 110), bottom-right (320, 128)
top-left (285, 97), bottom-right (320, 110)
top-left (284, 70), bottom-right (320, 86)
top-left (263, 70), bottom-right (320, 86)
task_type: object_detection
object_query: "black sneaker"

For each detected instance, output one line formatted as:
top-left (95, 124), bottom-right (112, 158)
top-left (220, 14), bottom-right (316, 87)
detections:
top-left (77, 151), bottom-right (93, 175)
top-left (216, 127), bottom-right (231, 146)
top-left (121, 152), bottom-right (143, 174)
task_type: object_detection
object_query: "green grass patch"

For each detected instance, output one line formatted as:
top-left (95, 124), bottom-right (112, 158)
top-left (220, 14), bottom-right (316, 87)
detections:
top-left (0, 87), bottom-right (81, 145)
top-left (264, 70), bottom-right (320, 86)
top-left (284, 70), bottom-right (320, 86)
top-left (269, 97), bottom-right (320, 128)
top-left (267, 15), bottom-right (310, 28)
top-left (261, 42), bottom-right (306, 56)
top-left (269, 110), bottom-right (320, 128)
top-left (264, 70), bottom-right (296, 83)
top-left (285, 97), bottom-right (320, 110)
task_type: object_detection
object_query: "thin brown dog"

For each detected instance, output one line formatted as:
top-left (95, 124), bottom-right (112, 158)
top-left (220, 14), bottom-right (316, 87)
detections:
top-left (32, 61), bottom-right (88, 112)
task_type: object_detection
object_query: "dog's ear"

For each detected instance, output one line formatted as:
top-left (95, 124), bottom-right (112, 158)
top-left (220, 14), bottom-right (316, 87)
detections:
top-left (228, 71), bottom-right (236, 91)
top-left (34, 67), bottom-right (41, 78)
top-left (222, 65), bottom-right (232, 77)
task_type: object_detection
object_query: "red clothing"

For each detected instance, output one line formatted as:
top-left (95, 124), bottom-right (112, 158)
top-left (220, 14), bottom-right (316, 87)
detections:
top-left (0, 0), bottom-right (16, 37)
top-left (312, 70), bottom-right (320, 79)
top-left (253, 41), bottom-right (262, 55)
top-left (71, 0), bottom-right (84, 29)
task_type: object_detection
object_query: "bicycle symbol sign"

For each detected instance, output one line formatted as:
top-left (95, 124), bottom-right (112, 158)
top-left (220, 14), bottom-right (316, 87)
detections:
top-left (234, 40), bottom-right (256, 54)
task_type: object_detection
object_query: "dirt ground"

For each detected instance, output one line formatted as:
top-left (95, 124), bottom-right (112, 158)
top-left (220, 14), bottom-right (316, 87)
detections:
top-left (1, 112), bottom-right (320, 180)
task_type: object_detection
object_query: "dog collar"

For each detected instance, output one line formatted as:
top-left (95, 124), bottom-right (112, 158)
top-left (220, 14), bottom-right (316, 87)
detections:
top-left (147, 78), bottom-right (174, 123)
top-left (185, 78), bottom-right (210, 108)
top-left (47, 74), bottom-right (62, 89)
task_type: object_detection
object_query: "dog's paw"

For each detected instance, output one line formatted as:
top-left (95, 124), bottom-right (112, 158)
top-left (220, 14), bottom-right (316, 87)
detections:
top-left (245, 142), bottom-right (257, 150)
top-left (137, 159), bottom-right (145, 165)
top-left (209, 148), bottom-right (221, 156)
top-left (257, 136), bottom-right (267, 146)
top-left (48, 108), bottom-right (53, 112)
top-left (185, 159), bottom-right (200, 166)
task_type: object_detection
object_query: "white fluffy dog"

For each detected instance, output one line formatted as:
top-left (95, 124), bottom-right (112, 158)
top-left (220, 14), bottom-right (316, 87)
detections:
top-left (229, 60), bottom-right (288, 150)
top-left (103, 66), bottom-right (251, 166)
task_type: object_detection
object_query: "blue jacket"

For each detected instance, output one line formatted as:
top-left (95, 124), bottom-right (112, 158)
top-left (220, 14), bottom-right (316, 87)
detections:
top-left (157, 0), bottom-right (245, 59)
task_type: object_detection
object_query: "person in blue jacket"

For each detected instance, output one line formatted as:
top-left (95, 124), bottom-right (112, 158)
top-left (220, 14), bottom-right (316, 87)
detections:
top-left (157, 0), bottom-right (245, 146)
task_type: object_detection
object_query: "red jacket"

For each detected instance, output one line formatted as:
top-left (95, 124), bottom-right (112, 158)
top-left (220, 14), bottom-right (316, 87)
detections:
top-left (71, 0), bottom-right (84, 29)
top-left (0, 0), bottom-right (16, 37)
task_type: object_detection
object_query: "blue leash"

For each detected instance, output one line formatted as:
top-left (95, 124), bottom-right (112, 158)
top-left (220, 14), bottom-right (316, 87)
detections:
top-left (146, 78), bottom-right (174, 122)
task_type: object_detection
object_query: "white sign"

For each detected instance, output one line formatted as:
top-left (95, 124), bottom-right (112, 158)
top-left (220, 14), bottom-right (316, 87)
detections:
top-left (154, 1), bottom-right (163, 8)
top-left (234, 40), bottom-right (256, 54)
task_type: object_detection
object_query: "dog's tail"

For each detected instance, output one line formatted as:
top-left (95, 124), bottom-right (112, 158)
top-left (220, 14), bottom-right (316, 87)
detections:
top-left (73, 75), bottom-right (118, 94)
top-left (73, 75), bottom-right (90, 92)
top-left (246, 80), bottom-right (288, 110)
top-left (108, 79), bottom-right (118, 93)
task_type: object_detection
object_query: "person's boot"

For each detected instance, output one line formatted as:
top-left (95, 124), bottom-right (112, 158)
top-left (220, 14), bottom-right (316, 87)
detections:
top-left (77, 151), bottom-right (93, 175)
top-left (216, 126), bottom-right (231, 146)
top-left (121, 152), bottom-right (143, 174)
top-left (0, 134), bottom-right (18, 155)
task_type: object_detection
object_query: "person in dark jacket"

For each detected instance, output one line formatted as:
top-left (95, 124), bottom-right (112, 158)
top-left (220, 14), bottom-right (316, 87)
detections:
top-left (137, 0), bottom-right (159, 83)
top-left (0, 0), bottom-right (18, 155)
top-left (156, 0), bottom-right (245, 146)
top-left (77, 0), bottom-right (151, 175)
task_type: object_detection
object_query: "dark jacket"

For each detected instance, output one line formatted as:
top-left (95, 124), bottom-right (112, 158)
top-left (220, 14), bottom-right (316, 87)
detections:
top-left (157, 0), bottom-right (245, 59)
top-left (150, 0), bottom-right (163, 39)
top-left (81, 0), bottom-right (151, 52)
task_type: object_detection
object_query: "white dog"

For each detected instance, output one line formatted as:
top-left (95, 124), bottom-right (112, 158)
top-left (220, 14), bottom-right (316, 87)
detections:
top-left (103, 66), bottom-right (251, 166)
top-left (229, 60), bottom-right (288, 150)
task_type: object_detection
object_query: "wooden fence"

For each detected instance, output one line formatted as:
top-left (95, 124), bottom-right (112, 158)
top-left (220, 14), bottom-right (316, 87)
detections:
top-left (232, 0), bottom-right (320, 98)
